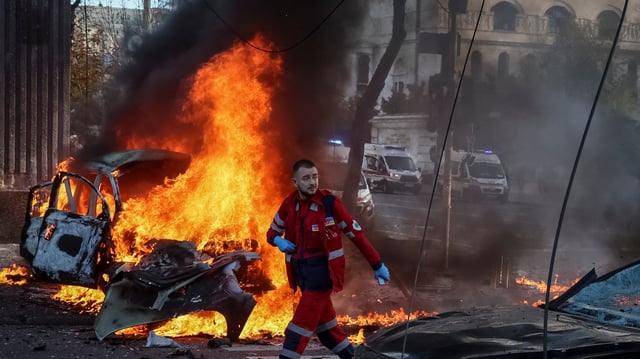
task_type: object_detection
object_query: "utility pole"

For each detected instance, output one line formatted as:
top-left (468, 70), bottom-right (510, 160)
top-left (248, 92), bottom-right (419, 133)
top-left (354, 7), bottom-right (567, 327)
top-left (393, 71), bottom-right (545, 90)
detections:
top-left (143, 0), bottom-right (151, 32)
top-left (414, 0), bottom-right (421, 85)
top-left (416, 0), bottom-right (466, 269)
top-left (442, 0), bottom-right (466, 269)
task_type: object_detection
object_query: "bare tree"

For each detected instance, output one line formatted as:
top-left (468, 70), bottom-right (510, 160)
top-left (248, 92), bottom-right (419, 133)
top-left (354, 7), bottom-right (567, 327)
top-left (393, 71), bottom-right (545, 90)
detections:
top-left (343, 0), bottom-right (407, 210)
top-left (69, 1), bottom-right (173, 142)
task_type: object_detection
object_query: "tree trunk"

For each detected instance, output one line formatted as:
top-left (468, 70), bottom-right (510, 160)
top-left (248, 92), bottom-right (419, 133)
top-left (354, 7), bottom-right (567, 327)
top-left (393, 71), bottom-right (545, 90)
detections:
top-left (343, 0), bottom-right (407, 211)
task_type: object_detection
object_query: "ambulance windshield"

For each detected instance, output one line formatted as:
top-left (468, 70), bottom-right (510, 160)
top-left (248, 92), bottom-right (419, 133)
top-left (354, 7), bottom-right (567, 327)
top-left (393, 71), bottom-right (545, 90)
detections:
top-left (385, 156), bottom-right (417, 171)
top-left (469, 163), bottom-right (505, 179)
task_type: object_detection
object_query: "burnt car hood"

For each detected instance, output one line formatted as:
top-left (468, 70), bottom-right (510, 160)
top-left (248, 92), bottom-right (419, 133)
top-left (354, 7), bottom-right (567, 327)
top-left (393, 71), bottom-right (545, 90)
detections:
top-left (83, 148), bottom-right (191, 188)
top-left (84, 148), bottom-right (191, 174)
top-left (360, 259), bottom-right (640, 358)
top-left (94, 240), bottom-right (261, 341)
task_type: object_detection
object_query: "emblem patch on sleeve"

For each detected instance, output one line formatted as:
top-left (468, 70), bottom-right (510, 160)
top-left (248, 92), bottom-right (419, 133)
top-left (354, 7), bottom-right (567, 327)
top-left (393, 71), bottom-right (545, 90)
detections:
top-left (352, 220), bottom-right (362, 231)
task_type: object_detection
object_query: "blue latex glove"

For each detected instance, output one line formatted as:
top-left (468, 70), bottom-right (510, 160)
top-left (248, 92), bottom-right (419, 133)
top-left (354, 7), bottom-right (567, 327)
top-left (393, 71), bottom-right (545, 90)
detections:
top-left (374, 263), bottom-right (390, 285)
top-left (273, 236), bottom-right (296, 254)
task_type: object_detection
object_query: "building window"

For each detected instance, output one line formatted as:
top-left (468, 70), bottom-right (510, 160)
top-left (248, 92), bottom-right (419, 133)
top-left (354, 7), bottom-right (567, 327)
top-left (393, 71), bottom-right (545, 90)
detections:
top-left (498, 52), bottom-right (510, 78)
top-left (598, 10), bottom-right (620, 39)
top-left (492, 2), bottom-right (518, 31)
top-left (545, 6), bottom-right (572, 35)
top-left (471, 51), bottom-right (482, 81)
top-left (356, 54), bottom-right (370, 92)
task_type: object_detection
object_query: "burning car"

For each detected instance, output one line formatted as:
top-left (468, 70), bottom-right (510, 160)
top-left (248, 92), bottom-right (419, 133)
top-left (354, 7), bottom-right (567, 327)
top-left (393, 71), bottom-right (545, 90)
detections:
top-left (358, 259), bottom-right (640, 358)
top-left (19, 149), bottom-right (262, 341)
top-left (94, 239), bottom-right (260, 341)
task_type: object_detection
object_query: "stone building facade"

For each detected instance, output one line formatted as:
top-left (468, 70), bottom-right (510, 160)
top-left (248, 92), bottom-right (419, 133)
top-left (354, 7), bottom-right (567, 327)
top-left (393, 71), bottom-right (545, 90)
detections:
top-left (351, 1), bottom-right (640, 179)
top-left (0, 1), bottom-right (71, 189)
top-left (349, 0), bottom-right (640, 103)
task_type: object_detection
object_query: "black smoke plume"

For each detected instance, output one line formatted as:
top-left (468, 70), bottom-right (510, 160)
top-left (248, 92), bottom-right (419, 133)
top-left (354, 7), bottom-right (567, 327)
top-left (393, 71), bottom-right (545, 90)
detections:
top-left (82, 0), bottom-right (367, 166)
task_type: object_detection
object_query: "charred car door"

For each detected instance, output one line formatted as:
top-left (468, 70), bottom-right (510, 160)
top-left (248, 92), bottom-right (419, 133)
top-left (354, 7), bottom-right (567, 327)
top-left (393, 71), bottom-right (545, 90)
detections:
top-left (20, 171), bottom-right (111, 288)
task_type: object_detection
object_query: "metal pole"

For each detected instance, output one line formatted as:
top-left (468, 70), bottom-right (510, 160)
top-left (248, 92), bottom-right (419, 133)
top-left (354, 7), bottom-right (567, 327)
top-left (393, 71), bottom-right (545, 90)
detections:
top-left (143, 0), bottom-right (151, 31)
top-left (414, 0), bottom-right (421, 85)
top-left (444, 134), bottom-right (452, 269)
top-left (443, 9), bottom-right (457, 270)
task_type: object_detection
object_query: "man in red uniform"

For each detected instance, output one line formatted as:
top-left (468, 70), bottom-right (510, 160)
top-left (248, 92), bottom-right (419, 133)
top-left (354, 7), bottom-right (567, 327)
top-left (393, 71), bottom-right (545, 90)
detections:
top-left (266, 159), bottom-right (390, 359)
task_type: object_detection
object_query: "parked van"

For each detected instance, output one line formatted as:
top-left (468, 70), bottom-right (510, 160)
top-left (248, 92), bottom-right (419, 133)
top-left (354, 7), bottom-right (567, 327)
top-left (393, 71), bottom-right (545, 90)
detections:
top-left (439, 149), bottom-right (509, 202)
top-left (362, 143), bottom-right (422, 194)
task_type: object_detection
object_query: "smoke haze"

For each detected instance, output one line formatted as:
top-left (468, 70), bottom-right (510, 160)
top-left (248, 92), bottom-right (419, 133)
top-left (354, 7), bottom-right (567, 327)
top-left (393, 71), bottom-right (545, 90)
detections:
top-left (84, 0), bottom-right (367, 168)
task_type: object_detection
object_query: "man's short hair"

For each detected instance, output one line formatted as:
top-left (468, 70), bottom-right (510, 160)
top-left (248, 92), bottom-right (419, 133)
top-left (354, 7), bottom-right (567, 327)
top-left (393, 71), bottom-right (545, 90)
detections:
top-left (293, 159), bottom-right (316, 174)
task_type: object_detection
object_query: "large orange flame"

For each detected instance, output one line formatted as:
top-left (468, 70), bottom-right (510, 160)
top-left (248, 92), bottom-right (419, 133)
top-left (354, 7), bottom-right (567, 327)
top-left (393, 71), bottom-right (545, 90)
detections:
top-left (104, 36), bottom-right (294, 336)
top-left (1, 36), bottom-right (430, 341)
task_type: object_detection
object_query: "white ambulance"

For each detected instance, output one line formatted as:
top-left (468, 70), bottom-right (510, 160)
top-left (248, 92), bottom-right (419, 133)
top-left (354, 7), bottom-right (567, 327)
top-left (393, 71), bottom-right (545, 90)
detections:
top-left (362, 143), bottom-right (423, 194)
top-left (440, 149), bottom-right (509, 202)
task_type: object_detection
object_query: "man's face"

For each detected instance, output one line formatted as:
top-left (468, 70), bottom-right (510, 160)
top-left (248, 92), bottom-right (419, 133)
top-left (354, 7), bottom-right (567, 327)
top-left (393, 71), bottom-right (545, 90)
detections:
top-left (293, 166), bottom-right (319, 198)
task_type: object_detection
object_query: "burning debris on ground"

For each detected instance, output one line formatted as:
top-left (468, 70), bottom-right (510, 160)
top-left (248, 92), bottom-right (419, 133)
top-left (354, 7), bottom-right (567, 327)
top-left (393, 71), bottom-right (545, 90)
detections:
top-left (93, 240), bottom-right (261, 342)
top-left (345, 259), bottom-right (640, 358)
top-left (6, 1), bottom-right (640, 358)
top-left (2, 0), bottom-right (425, 346)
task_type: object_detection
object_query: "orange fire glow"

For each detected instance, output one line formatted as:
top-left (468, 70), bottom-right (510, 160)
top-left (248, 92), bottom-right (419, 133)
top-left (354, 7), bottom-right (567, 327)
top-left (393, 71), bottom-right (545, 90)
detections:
top-left (341, 309), bottom-right (435, 344)
top-left (52, 285), bottom-right (105, 314)
top-left (614, 295), bottom-right (640, 307)
top-left (1, 36), bottom-right (429, 341)
top-left (516, 275), bottom-right (579, 306)
top-left (338, 308), bottom-right (433, 328)
top-left (105, 36), bottom-right (293, 336)
top-left (0, 264), bottom-right (32, 285)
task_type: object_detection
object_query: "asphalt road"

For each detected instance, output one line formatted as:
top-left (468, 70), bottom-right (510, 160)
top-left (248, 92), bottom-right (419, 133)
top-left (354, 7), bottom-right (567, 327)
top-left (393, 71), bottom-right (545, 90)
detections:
top-left (3, 184), bottom-right (639, 358)
top-left (0, 244), bottom-right (404, 359)
top-left (368, 186), bottom-right (640, 312)
top-left (0, 191), bottom-right (405, 359)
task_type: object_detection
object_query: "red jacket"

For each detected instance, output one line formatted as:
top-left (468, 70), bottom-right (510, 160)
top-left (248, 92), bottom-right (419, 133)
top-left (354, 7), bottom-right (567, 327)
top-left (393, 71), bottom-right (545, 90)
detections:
top-left (267, 189), bottom-right (382, 292)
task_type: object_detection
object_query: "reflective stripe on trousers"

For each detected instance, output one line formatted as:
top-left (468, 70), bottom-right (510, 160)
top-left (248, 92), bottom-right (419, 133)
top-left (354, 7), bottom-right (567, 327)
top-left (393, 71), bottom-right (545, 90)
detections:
top-left (280, 289), bottom-right (353, 359)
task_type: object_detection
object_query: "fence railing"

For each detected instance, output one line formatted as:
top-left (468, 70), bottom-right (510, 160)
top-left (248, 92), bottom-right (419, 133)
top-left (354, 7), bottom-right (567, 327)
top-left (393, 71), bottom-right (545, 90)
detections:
top-left (437, 11), bottom-right (640, 42)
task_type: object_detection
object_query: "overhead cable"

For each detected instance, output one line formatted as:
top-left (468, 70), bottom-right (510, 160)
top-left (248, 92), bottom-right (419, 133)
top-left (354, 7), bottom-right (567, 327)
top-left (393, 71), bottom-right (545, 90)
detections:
top-left (401, 1), bottom-right (485, 357)
top-left (541, 1), bottom-right (628, 357)
top-left (200, 0), bottom-right (345, 53)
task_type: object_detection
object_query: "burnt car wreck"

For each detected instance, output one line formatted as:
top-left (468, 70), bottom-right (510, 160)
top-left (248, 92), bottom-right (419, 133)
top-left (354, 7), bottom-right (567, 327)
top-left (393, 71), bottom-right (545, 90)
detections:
top-left (95, 240), bottom-right (260, 341)
top-left (358, 259), bottom-right (640, 358)
top-left (19, 149), bottom-right (262, 341)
